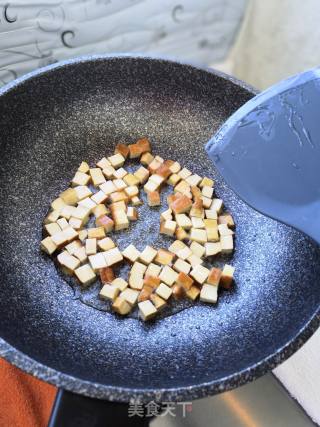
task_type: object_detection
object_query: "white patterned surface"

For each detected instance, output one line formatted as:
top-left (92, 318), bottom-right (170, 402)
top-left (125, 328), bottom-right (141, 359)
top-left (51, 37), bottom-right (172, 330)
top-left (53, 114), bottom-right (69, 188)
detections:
top-left (0, 0), bottom-right (247, 86)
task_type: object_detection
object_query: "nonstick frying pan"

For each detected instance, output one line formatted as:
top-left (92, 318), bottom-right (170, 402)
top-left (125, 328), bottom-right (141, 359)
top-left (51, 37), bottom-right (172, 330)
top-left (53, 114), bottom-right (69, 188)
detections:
top-left (0, 55), bottom-right (320, 425)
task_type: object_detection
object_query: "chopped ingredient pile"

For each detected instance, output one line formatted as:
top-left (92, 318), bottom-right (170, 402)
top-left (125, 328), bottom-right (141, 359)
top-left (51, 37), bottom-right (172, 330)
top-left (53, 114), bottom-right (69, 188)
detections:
top-left (41, 138), bottom-right (235, 321)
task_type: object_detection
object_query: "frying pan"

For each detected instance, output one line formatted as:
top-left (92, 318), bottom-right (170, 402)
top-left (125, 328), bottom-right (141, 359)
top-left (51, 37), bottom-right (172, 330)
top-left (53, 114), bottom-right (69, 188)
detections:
top-left (0, 54), bottom-right (320, 425)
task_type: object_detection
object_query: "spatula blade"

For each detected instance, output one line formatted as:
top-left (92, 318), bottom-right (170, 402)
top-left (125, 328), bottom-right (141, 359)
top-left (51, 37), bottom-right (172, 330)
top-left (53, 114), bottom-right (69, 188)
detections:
top-left (206, 68), bottom-right (320, 243)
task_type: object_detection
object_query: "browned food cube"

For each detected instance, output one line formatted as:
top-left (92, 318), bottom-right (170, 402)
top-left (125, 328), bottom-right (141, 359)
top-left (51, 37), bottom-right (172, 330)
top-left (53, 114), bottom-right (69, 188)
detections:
top-left (147, 191), bottom-right (161, 207)
top-left (128, 143), bottom-right (144, 159)
top-left (144, 275), bottom-right (161, 289)
top-left (191, 185), bottom-right (202, 199)
top-left (172, 284), bottom-right (186, 300)
top-left (109, 191), bottom-right (128, 204)
top-left (186, 285), bottom-right (200, 301)
top-left (176, 272), bottom-right (194, 290)
top-left (154, 249), bottom-right (175, 265)
top-left (207, 267), bottom-right (222, 286)
top-left (96, 215), bottom-right (114, 232)
top-left (171, 195), bottom-right (192, 214)
top-left (190, 197), bottom-right (204, 218)
top-left (136, 137), bottom-right (151, 152)
top-left (175, 226), bottom-right (189, 241)
top-left (150, 294), bottom-right (167, 310)
top-left (100, 267), bottom-right (115, 284)
top-left (155, 163), bottom-right (171, 179)
top-left (112, 297), bottom-right (132, 315)
top-left (115, 143), bottom-right (129, 158)
top-left (220, 265), bottom-right (235, 289)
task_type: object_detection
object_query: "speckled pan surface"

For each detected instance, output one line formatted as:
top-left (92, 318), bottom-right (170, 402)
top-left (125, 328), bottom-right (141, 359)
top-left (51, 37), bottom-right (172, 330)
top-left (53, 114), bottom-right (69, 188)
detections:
top-left (0, 54), bottom-right (320, 403)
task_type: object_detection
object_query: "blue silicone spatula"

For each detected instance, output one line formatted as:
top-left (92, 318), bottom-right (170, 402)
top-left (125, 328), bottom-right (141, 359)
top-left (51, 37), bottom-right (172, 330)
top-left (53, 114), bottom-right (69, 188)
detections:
top-left (206, 68), bottom-right (320, 244)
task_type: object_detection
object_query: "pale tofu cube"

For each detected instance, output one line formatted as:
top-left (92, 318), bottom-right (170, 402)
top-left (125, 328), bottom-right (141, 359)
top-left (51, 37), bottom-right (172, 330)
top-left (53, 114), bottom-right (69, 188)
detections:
top-left (131, 196), bottom-right (143, 206)
top-left (90, 168), bottom-right (106, 186)
top-left (109, 191), bottom-right (128, 204)
top-left (102, 165), bottom-right (116, 179)
top-left (74, 264), bottom-right (96, 286)
top-left (113, 178), bottom-right (127, 190)
top-left (74, 186), bottom-right (93, 201)
top-left (150, 294), bottom-right (167, 310)
top-left (168, 161), bottom-right (181, 174)
top-left (60, 205), bottom-right (77, 220)
top-left (187, 254), bottom-right (203, 267)
top-left (167, 174), bottom-right (181, 186)
top-left (145, 263), bottom-right (162, 277)
top-left (120, 288), bottom-right (139, 306)
top-left (149, 174), bottom-right (164, 186)
top-left (65, 240), bottom-right (81, 255)
top-left (78, 229), bottom-right (88, 242)
top-left (220, 235), bottom-right (234, 253)
top-left (140, 152), bottom-right (154, 166)
top-left (168, 240), bottom-right (186, 254)
top-left (156, 283), bottom-right (172, 300)
top-left (98, 237), bottom-right (115, 251)
top-left (78, 161), bottom-right (90, 174)
top-left (113, 210), bottom-right (129, 231)
top-left (41, 236), bottom-right (57, 255)
top-left (147, 191), bottom-right (161, 207)
top-left (57, 251), bottom-right (80, 272)
top-left (123, 173), bottom-right (140, 187)
top-left (127, 206), bottom-right (138, 221)
top-left (87, 227), bottom-right (105, 240)
top-left (207, 267), bottom-right (222, 286)
top-left (112, 296), bottom-right (132, 315)
top-left (138, 300), bottom-right (157, 321)
top-left (108, 153), bottom-right (125, 168)
top-left (60, 188), bottom-right (78, 205)
top-left (190, 265), bottom-right (210, 284)
top-left (113, 167), bottom-right (128, 179)
top-left (51, 231), bottom-right (68, 247)
top-left (176, 246), bottom-right (193, 260)
top-left (69, 217), bottom-right (82, 230)
top-left (122, 244), bottom-right (140, 263)
top-left (218, 214), bottom-right (235, 229)
top-left (185, 174), bottom-right (202, 187)
top-left (201, 196), bottom-right (213, 209)
top-left (178, 167), bottom-right (192, 180)
top-left (205, 242), bottom-right (222, 257)
top-left (44, 210), bottom-right (60, 224)
top-left (72, 171), bottom-right (90, 187)
top-left (176, 214), bottom-right (192, 229)
top-left (154, 249), bottom-right (175, 266)
top-left (100, 180), bottom-right (117, 195)
top-left (190, 228), bottom-right (207, 244)
top-left (159, 265), bottom-right (178, 286)
top-left (191, 217), bottom-right (205, 229)
top-left (89, 253), bottom-right (108, 271)
top-left (186, 285), bottom-right (200, 301)
top-left (173, 258), bottom-right (191, 274)
top-left (160, 220), bottom-right (176, 236)
top-left (45, 222), bottom-right (61, 236)
top-left (131, 261), bottom-right (147, 276)
top-left (91, 190), bottom-right (108, 205)
top-left (205, 209), bottom-right (218, 220)
top-left (93, 204), bottom-right (109, 218)
top-left (148, 159), bottom-right (162, 174)
top-left (112, 278), bottom-right (128, 291)
top-left (78, 197), bottom-right (97, 213)
top-left (99, 284), bottom-right (119, 302)
top-left (51, 197), bottom-right (66, 212)
top-left (174, 180), bottom-right (191, 196)
top-left (86, 238), bottom-right (97, 255)
top-left (104, 247), bottom-right (123, 266)
top-left (211, 198), bottom-right (223, 213)
top-left (199, 177), bottom-right (214, 188)
top-left (190, 241), bottom-right (205, 258)
top-left (124, 185), bottom-right (139, 198)
top-left (57, 217), bottom-right (69, 230)
top-left (202, 185), bottom-right (214, 198)
top-left (73, 206), bottom-right (91, 222)
top-left (134, 166), bottom-right (149, 184)
top-left (175, 226), bottom-right (189, 241)
top-left (129, 273), bottom-right (144, 290)
top-left (144, 180), bottom-right (159, 194)
top-left (161, 208), bottom-right (172, 222)
top-left (205, 220), bottom-right (219, 242)
top-left (96, 157), bottom-right (111, 169)
top-left (200, 284), bottom-right (218, 304)
top-left (140, 246), bottom-right (157, 264)
top-left (63, 226), bottom-right (79, 242)
top-left (218, 224), bottom-right (234, 236)
top-left (73, 246), bottom-right (88, 264)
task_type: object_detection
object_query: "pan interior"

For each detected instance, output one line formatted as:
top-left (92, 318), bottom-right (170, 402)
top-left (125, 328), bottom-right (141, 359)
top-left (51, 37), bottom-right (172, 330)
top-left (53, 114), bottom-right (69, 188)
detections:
top-left (0, 57), bottom-right (319, 394)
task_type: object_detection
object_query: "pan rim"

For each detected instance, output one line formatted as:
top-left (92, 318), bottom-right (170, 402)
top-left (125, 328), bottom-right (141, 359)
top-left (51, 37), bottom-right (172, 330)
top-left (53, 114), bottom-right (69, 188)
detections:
top-left (0, 53), bottom-right (319, 402)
